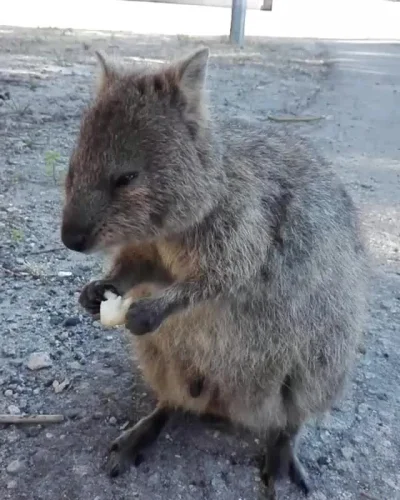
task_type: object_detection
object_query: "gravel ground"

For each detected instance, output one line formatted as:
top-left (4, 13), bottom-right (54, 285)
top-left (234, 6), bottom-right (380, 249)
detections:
top-left (0, 27), bottom-right (399, 500)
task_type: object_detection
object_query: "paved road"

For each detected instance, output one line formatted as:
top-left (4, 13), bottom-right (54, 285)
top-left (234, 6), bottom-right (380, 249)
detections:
top-left (306, 40), bottom-right (400, 499)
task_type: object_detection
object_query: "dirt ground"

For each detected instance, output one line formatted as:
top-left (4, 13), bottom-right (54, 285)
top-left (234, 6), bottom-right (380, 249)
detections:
top-left (0, 27), bottom-right (399, 500)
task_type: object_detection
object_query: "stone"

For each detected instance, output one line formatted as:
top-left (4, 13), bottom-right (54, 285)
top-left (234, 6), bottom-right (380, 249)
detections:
top-left (148, 472), bottom-right (161, 487)
top-left (65, 409), bottom-right (83, 420)
top-left (32, 449), bottom-right (51, 465)
top-left (7, 404), bottom-right (20, 414)
top-left (62, 316), bottom-right (81, 327)
top-left (7, 431), bottom-right (19, 444)
top-left (68, 361), bottom-right (82, 370)
top-left (58, 271), bottom-right (72, 278)
top-left (341, 446), bottom-right (354, 460)
top-left (7, 459), bottom-right (24, 474)
top-left (53, 379), bottom-right (69, 393)
top-left (317, 455), bottom-right (329, 467)
top-left (26, 352), bottom-right (52, 370)
top-left (357, 403), bottom-right (369, 415)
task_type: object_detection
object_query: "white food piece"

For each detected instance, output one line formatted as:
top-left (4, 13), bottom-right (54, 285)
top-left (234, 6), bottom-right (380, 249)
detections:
top-left (100, 290), bottom-right (133, 327)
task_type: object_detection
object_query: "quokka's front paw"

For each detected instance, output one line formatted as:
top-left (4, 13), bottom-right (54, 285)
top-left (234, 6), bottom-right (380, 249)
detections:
top-left (79, 280), bottom-right (119, 315)
top-left (125, 297), bottom-right (168, 335)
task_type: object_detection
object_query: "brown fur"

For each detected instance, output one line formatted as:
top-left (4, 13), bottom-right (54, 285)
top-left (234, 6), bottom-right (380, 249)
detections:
top-left (123, 281), bottom-right (218, 413)
top-left (61, 47), bottom-right (368, 496)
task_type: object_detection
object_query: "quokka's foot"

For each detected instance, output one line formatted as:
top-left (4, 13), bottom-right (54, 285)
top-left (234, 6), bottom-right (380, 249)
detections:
top-left (106, 406), bottom-right (170, 477)
top-left (260, 429), bottom-right (311, 499)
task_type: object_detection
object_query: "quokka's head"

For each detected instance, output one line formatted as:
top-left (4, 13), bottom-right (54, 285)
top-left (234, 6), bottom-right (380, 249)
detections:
top-left (61, 47), bottom-right (223, 253)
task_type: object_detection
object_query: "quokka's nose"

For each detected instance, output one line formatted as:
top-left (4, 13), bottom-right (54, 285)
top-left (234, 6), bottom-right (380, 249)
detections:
top-left (61, 224), bottom-right (89, 252)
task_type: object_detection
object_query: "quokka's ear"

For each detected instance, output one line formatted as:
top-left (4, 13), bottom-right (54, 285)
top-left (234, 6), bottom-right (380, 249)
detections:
top-left (175, 47), bottom-right (210, 95)
top-left (94, 50), bottom-right (118, 92)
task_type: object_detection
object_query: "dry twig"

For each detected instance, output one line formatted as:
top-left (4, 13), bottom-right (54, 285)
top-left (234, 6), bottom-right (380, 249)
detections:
top-left (267, 114), bottom-right (324, 123)
top-left (28, 246), bottom-right (65, 256)
top-left (0, 414), bottom-right (64, 425)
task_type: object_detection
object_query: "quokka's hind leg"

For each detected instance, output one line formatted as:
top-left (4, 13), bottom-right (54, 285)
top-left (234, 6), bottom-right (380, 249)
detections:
top-left (260, 427), bottom-right (310, 499)
top-left (106, 404), bottom-right (171, 477)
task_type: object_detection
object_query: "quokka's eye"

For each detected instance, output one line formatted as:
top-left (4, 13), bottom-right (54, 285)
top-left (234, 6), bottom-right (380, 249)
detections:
top-left (114, 172), bottom-right (139, 188)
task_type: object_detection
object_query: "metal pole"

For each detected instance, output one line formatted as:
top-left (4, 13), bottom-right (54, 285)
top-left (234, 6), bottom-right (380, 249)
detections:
top-left (260, 0), bottom-right (272, 10)
top-left (230, 0), bottom-right (247, 47)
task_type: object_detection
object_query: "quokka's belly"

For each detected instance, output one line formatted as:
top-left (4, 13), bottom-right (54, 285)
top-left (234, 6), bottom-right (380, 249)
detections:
top-left (123, 284), bottom-right (270, 424)
top-left (132, 327), bottom-right (290, 433)
top-left (130, 302), bottom-right (229, 417)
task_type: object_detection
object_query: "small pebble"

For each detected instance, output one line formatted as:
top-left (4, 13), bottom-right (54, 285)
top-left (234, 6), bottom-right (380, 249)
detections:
top-left (58, 271), bottom-right (72, 278)
top-left (7, 431), bottom-right (20, 443)
top-left (5, 389), bottom-right (13, 397)
top-left (74, 351), bottom-right (86, 364)
top-left (62, 316), bottom-right (81, 327)
top-left (2, 346), bottom-right (16, 357)
top-left (66, 409), bottom-right (82, 420)
top-left (8, 404), bottom-right (20, 414)
top-left (351, 435), bottom-right (363, 444)
top-left (19, 399), bottom-right (27, 409)
top-left (148, 472), bottom-right (161, 487)
top-left (49, 315), bottom-right (62, 326)
top-left (109, 416), bottom-right (117, 425)
top-left (53, 379), bottom-right (69, 394)
top-left (102, 387), bottom-right (115, 397)
top-left (341, 446), bottom-right (354, 460)
top-left (9, 359), bottom-right (23, 367)
top-left (68, 361), bottom-right (82, 370)
top-left (358, 344), bottom-right (366, 354)
top-left (24, 426), bottom-right (42, 438)
top-left (32, 449), bottom-right (50, 464)
top-left (7, 480), bottom-right (17, 490)
top-left (26, 352), bottom-right (52, 371)
top-left (357, 403), bottom-right (369, 415)
top-left (7, 459), bottom-right (24, 475)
